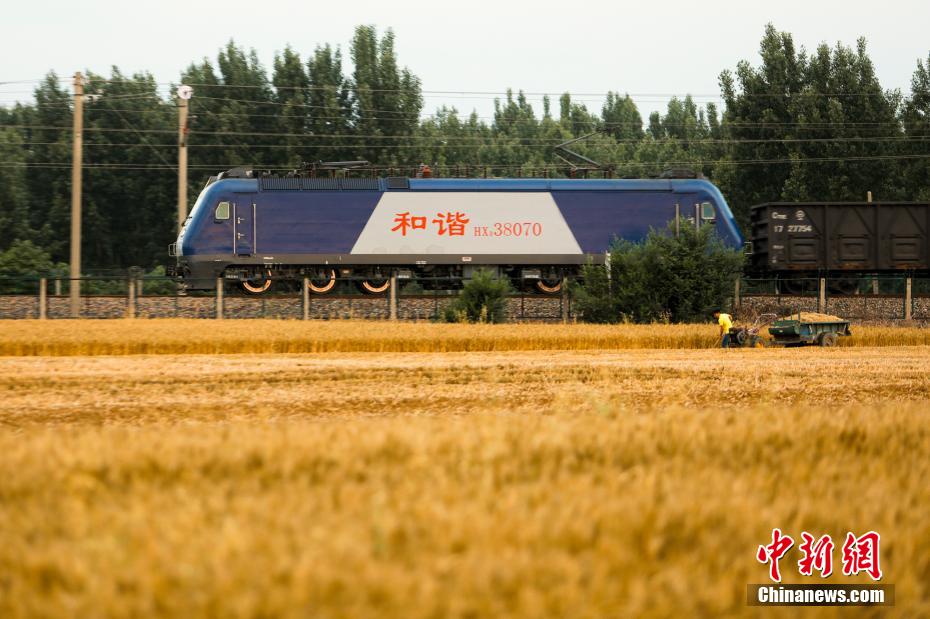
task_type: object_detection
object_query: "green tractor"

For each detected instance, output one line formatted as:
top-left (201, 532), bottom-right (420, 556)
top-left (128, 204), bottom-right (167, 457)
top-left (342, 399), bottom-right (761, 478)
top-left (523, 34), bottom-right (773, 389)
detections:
top-left (726, 313), bottom-right (777, 348)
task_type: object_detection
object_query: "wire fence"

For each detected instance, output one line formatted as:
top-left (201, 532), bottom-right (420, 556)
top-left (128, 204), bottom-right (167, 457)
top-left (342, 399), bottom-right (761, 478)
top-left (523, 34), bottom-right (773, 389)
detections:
top-left (736, 275), bottom-right (930, 322)
top-left (0, 274), bottom-right (573, 322)
top-left (0, 273), bottom-right (927, 322)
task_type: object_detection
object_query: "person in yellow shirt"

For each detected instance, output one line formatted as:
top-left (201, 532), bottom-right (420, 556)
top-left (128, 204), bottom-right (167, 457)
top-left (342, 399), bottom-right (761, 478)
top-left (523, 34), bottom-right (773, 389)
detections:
top-left (713, 310), bottom-right (733, 348)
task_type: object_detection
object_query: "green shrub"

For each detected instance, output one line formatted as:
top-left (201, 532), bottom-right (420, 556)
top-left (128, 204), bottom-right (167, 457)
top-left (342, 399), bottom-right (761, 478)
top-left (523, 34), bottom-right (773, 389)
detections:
top-left (140, 265), bottom-right (179, 295)
top-left (399, 279), bottom-right (425, 295)
top-left (0, 239), bottom-right (53, 276)
top-left (572, 222), bottom-right (744, 323)
top-left (0, 240), bottom-right (54, 294)
top-left (571, 263), bottom-right (616, 324)
top-left (441, 269), bottom-right (512, 323)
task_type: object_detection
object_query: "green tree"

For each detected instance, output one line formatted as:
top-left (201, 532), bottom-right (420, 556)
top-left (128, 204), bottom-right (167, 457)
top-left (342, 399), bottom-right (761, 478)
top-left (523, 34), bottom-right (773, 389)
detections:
top-left (0, 240), bottom-right (58, 294)
top-left (902, 55), bottom-right (930, 200)
top-left (272, 46), bottom-right (310, 167)
top-left (601, 92), bottom-right (643, 141)
top-left (779, 38), bottom-right (903, 202)
top-left (306, 44), bottom-right (353, 162)
top-left (717, 24), bottom-right (806, 228)
top-left (0, 128), bottom-right (32, 247)
top-left (572, 223), bottom-right (744, 323)
top-left (82, 68), bottom-right (175, 269)
top-left (350, 26), bottom-right (422, 164)
top-left (571, 263), bottom-right (615, 323)
top-left (22, 74), bottom-right (72, 260)
top-left (716, 25), bottom-right (903, 228)
top-left (0, 239), bottom-right (54, 274)
top-left (213, 41), bottom-right (277, 168)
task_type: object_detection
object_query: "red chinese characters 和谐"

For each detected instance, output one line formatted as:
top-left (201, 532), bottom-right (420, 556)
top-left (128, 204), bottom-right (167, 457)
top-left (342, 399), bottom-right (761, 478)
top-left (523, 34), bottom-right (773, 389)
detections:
top-left (391, 211), bottom-right (470, 237)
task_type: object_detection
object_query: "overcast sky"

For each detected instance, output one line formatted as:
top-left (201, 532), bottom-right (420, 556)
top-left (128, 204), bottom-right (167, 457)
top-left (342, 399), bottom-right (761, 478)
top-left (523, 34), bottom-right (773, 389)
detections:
top-left (2, 0), bottom-right (929, 121)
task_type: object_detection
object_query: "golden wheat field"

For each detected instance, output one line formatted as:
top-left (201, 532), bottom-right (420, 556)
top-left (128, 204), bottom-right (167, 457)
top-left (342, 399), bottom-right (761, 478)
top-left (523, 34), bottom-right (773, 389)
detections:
top-left (1, 320), bottom-right (929, 618)
top-left (2, 319), bottom-right (930, 355)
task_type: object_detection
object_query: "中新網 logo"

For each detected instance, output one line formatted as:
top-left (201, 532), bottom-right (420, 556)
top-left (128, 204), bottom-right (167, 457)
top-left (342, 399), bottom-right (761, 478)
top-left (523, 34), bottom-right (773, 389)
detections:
top-left (756, 529), bottom-right (882, 582)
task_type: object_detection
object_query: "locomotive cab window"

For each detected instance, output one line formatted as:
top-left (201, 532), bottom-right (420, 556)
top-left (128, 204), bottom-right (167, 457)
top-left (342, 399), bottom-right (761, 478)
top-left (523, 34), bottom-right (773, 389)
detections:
top-left (214, 201), bottom-right (230, 221)
top-left (701, 202), bottom-right (716, 222)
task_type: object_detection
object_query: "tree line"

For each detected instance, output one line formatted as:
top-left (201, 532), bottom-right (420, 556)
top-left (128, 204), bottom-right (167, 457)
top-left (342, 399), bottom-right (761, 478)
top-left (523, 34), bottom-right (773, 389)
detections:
top-left (1, 24), bottom-right (929, 271)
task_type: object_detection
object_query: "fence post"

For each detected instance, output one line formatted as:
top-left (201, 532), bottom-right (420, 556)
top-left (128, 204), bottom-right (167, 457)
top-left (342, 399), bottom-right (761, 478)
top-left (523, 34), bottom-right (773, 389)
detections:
top-left (560, 276), bottom-right (569, 323)
top-left (127, 278), bottom-right (135, 319)
top-left (389, 273), bottom-right (397, 321)
top-left (302, 277), bottom-right (310, 321)
top-left (38, 278), bottom-right (47, 320)
top-left (54, 278), bottom-right (61, 296)
top-left (69, 276), bottom-right (81, 319)
top-left (734, 278), bottom-right (741, 311)
top-left (216, 278), bottom-right (224, 320)
top-left (905, 277), bottom-right (913, 321)
top-left (818, 277), bottom-right (826, 313)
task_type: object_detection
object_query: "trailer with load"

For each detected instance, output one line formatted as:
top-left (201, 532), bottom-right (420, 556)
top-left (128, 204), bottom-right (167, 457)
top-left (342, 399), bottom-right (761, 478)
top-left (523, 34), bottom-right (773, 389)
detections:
top-left (767, 312), bottom-right (852, 347)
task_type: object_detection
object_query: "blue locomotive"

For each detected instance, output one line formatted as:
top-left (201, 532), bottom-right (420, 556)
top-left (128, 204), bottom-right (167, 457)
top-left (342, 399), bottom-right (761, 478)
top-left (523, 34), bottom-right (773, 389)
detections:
top-left (170, 169), bottom-right (743, 294)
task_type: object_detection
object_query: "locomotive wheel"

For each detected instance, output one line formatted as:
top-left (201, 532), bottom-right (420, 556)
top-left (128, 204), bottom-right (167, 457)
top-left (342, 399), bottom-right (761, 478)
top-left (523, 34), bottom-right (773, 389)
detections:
top-left (359, 278), bottom-right (391, 294)
top-left (535, 278), bottom-right (563, 294)
top-left (241, 272), bottom-right (274, 295)
top-left (308, 269), bottom-right (337, 294)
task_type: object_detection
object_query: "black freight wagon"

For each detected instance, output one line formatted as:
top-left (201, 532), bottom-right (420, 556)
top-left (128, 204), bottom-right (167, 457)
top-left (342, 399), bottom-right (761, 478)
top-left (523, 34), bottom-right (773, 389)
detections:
top-left (750, 202), bottom-right (930, 275)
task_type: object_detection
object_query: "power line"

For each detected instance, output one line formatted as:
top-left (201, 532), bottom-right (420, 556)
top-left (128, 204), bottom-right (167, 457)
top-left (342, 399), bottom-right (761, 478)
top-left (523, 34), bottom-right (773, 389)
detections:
top-left (1, 77), bottom-right (908, 99)
top-left (4, 153), bottom-right (930, 171)
top-left (1, 100), bottom-right (918, 132)
top-left (6, 123), bottom-right (925, 142)
top-left (69, 79), bottom-right (900, 98)
top-left (0, 104), bottom-right (901, 129)
top-left (13, 135), bottom-right (930, 149)
top-left (99, 98), bottom-right (175, 171)
top-left (193, 95), bottom-right (420, 115)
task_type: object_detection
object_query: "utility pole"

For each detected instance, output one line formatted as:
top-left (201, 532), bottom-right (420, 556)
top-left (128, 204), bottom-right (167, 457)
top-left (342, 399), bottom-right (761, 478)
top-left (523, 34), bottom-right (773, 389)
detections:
top-left (177, 85), bottom-right (193, 233)
top-left (70, 72), bottom-right (84, 318)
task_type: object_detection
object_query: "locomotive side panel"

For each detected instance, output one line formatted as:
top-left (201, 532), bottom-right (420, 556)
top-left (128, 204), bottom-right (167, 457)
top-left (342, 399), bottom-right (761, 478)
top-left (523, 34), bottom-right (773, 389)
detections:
top-left (550, 190), bottom-right (677, 253)
top-left (174, 176), bottom-right (744, 289)
top-left (256, 191), bottom-right (381, 255)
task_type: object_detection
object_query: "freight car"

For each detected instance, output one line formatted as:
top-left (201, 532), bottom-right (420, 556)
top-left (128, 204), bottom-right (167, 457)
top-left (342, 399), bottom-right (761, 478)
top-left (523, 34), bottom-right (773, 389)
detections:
top-left (749, 202), bottom-right (930, 286)
top-left (170, 169), bottom-right (743, 294)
